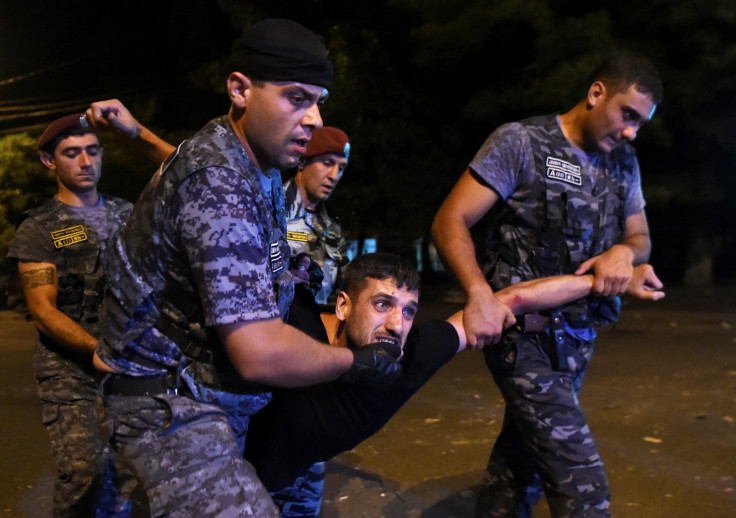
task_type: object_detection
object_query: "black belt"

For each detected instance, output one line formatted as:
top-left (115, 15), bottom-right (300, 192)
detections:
top-left (99, 372), bottom-right (185, 397)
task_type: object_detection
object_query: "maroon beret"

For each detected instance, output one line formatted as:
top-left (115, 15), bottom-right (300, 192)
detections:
top-left (38, 113), bottom-right (96, 152)
top-left (303, 126), bottom-right (350, 161)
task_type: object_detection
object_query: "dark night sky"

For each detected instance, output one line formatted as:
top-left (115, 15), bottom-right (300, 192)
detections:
top-left (0, 0), bottom-right (236, 134)
top-left (2, 1), bottom-right (735, 281)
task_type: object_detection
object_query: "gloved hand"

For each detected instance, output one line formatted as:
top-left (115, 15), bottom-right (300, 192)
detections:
top-left (340, 342), bottom-right (402, 387)
top-left (289, 252), bottom-right (325, 296)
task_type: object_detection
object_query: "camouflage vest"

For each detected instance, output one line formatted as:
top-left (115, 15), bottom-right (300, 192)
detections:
top-left (283, 178), bottom-right (347, 304)
top-left (484, 115), bottom-right (630, 324)
top-left (22, 196), bottom-right (132, 337)
top-left (104, 116), bottom-right (291, 359)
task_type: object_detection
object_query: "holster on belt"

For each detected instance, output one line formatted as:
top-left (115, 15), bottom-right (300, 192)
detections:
top-left (519, 312), bottom-right (570, 372)
top-left (549, 310), bottom-right (568, 372)
top-left (519, 313), bottom-right (551, 333)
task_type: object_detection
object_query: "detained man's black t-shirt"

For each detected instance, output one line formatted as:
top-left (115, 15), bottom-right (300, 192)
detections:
top-left (244, 320), bottom-right (459, 490)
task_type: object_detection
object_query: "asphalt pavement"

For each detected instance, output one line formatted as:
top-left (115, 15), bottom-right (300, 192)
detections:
top-left (1, 280), bottom-right (735, 517)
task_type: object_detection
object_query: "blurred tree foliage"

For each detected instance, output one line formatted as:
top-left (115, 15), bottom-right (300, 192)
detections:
top-left (2, 0), bottom-right (734, 281)
top-left (215, 0), bottom-right (736, 279)
top-left (0, 133), bottom-right (54, 262)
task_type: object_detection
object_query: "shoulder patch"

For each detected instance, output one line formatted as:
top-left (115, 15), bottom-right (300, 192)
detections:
top-left (51, 225), bottom-right (88, 248)
top-left (546, 156), bottom-right (582, 186)
top-left (270, 241), bottom-right (284, 273)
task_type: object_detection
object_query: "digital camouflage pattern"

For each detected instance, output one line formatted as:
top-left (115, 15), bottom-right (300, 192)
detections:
top-left (7, 196), bottom-right (134, 517)
top-left (96, 116), bottom-right (290, 516)
top-left (469, 114), bottom-right (644, 517)
top-left (98, 116), bottom-right (292, 376)
top-left (284, 177), bottom-right (348, 305)
top-left (269, 461), bottom-right (325, 517)
top-left (97, 394), bottom-right (279, 517)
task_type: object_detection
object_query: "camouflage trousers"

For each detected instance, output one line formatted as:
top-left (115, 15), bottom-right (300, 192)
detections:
top-left (475, 327), bottom-right (610, 518)
top-left (269, 461), bottom-right (325, 517)
top-left (34, 343), bottom-right (134, 518)
top-left (98, 392), bottom-right (279, 518)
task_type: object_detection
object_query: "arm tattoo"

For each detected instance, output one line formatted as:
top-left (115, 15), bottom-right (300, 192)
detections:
top-left (22, 267), bottom-right (55, 289)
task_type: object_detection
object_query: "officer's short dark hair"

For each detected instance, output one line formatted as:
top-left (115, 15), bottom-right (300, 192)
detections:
top-left (342, 253), bottom-right (421, 298)
top-left (590, 52), bottom-right (663, 105)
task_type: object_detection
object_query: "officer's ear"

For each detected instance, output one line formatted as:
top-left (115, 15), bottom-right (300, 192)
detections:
top-left (586, 81), bottom-right (606, 109)
top-left (335, 291), bottom-right (352, 323)
top-left (39, 152), bottom-right (56, 170)
top-left (227, 72), bottom-right (252, 109)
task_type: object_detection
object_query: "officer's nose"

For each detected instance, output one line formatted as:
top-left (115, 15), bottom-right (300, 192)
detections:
top-left (303, 103), bottom-right (323, 130)
top-left (621, 125), bottom-right (638, 142)
top-left (78, 151), bottom-right (92, 168)
top-left (327, 165), bottom-right (341, 182)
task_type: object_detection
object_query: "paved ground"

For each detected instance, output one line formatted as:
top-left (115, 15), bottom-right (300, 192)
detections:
top-left (1, 280), bottom-right (735, 517)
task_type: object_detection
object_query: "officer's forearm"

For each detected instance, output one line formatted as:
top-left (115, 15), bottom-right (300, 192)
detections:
top-left (431, 211), bottom-right (491, 298)
top-left (220, 318), bottom-right (354, 386)
top-left (133, 125), bottom-right (177, 165)
top-left (30, 305), bottom-right (98, 355)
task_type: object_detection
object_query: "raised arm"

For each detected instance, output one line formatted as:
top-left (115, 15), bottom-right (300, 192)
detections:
top-left (18, 261), bottom-right (98, 355)
top-left (84, 99), bottom-right (177, 164)
top-left (448, 264), bottom-right (664, 352)
top-left (432, 169), bottom-right (515, 349)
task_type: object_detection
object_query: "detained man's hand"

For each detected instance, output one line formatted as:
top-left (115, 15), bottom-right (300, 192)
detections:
top-left (627, 264), bottom-right (665, 300)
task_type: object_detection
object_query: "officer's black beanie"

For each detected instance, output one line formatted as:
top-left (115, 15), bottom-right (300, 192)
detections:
top-left (228, 19), bottom-right (333, 90)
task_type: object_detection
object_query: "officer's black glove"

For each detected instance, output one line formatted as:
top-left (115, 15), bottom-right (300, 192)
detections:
top-left (340, 342), bottom-right (402, 388)
top-left (290, 252), bottom-right (325, 296)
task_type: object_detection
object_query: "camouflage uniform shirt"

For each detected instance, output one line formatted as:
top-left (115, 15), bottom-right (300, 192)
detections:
top-left (97, 116), bottom-right (292, 381)
top-left (471, 114), bottom-right (645, 292)
top-left (283, 177), bottom-right (348, 305)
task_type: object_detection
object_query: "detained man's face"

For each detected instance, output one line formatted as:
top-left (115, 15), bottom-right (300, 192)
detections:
top-left (45, 133), bottom-right (103, 194)
top-left (243, 81), bottom-right (328, 171)
top-left (336, 277), bottom-right (419, 354)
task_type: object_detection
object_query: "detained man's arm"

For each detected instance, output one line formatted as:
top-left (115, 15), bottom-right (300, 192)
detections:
top-left (85, 99), bottom-right (177, 164)
top-left (575, 210), bottom-right (651, 296)
top-left (449, 264), bottom-right (664, 352)
top-left (219, 318), bottom-right (355, 387)
top-left (432, 169), bottom-right (515, 350)
top-left (18, 261), bottom-right (98, 355)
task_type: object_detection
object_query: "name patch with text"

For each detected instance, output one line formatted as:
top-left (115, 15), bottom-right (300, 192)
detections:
top-left (546, 157), bottom-right (582, 186)
top-left (51, 225), bottom-right (88, 248)
top-left (287, 231), bottom-right (309, 243)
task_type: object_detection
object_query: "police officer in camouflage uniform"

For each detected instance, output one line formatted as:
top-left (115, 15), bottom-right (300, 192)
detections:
top-left (7, 114), bottom-right (134, 517)
top-left (92, 19), bottom-right (401, 517)
top-left (284, 126), bottom-right (351, 305)
top-left (432, 53), bottom-right (663, 518)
